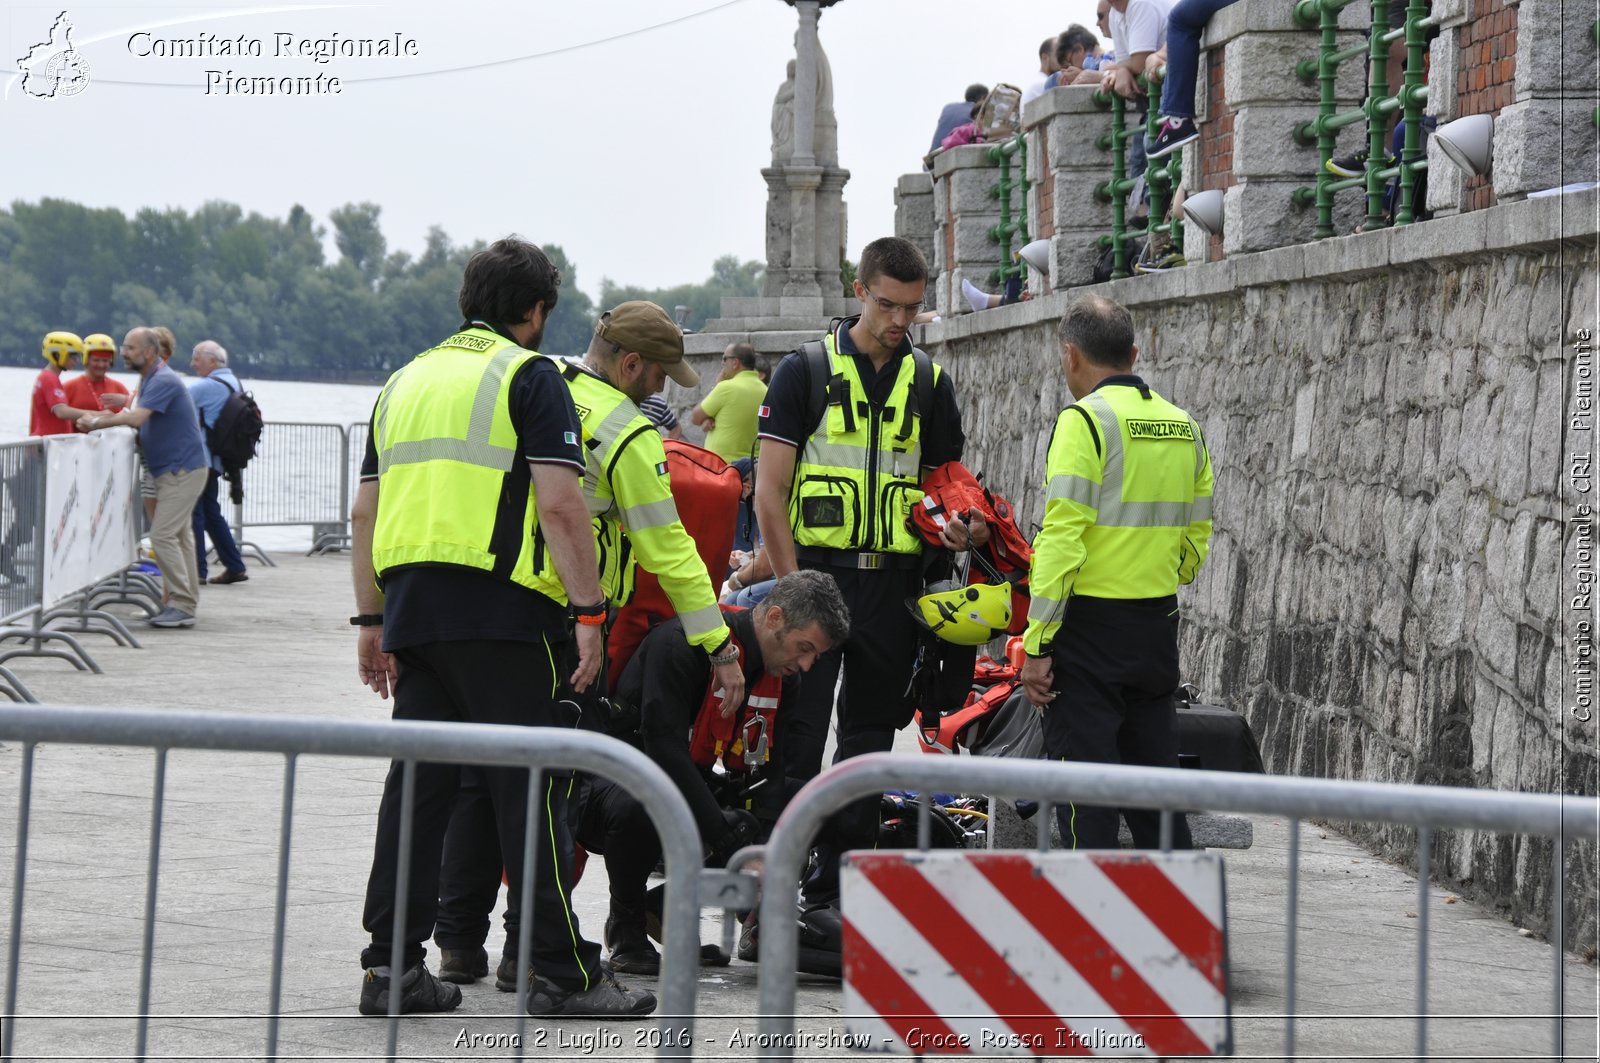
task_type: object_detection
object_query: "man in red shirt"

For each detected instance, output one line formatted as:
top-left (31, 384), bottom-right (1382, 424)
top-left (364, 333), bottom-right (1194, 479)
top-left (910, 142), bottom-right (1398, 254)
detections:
top-left (30, 331), bottom-right (96, 437)
top-left (64, 333), bottom-right (131, 414)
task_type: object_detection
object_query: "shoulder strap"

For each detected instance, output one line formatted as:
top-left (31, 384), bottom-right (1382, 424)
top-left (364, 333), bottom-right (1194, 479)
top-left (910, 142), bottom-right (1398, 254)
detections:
top-left (799, 340), bottom-right (830, 440)
top-left (896, 347), bottom-right (936, 442)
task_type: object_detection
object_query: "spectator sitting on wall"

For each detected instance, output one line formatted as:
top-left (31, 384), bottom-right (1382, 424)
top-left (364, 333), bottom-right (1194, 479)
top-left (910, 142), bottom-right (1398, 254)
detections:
top-left (928, 83), bottom-right (988, 162)
top-left (65, 334), bottom-right (131, 414)
top-left (638, 393), bottom-right (683, 440)
top-left (1146, 0), bottom-right (1239, 159)
top-left (1021, 36), bottom-right (1060, 106)
top-left (1327, 0), bottom-right (1437, 179)
top-left (940, 103), bottom-right (983, 150)
top-left (1045, 25), bottom-right (1100, 89)
top-left (1099, 0), bottom-right (1173, 100)
top-left (960, 277), bottom-right (1033, 312)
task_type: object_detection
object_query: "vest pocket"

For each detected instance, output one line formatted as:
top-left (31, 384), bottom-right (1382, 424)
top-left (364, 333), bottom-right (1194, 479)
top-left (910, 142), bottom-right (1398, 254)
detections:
top-left (878, 480), bottom-right (923, 550)
top-left (795, 474), bottom-right (860, 540)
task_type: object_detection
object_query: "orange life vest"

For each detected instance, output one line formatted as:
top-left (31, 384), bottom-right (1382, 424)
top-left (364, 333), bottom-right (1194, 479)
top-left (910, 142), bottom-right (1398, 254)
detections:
top-left (687, 629), bottom-right (784, 774)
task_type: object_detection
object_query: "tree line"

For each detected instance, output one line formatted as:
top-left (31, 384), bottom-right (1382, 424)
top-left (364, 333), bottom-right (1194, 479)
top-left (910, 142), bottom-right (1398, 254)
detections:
top-left (0, 198), bottom-right (764, 381)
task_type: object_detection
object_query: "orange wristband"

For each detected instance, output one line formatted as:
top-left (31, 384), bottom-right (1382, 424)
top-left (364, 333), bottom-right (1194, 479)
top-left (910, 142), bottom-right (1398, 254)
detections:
top-left (574, 611), bottom-right (606, 626)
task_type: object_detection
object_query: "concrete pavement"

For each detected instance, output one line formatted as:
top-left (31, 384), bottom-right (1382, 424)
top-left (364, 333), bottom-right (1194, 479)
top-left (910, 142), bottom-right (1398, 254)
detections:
top-left (0, 552), bottom-right (1594, 1060)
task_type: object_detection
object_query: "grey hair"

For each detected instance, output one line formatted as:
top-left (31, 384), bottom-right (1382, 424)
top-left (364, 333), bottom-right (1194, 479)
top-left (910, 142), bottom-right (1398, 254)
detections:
top-left (758, 569), bottom-right (849, 647)
top-left (1057, 294), bottom-right (1135, 368)
top-left (194, 340), bottom-right (228, 366)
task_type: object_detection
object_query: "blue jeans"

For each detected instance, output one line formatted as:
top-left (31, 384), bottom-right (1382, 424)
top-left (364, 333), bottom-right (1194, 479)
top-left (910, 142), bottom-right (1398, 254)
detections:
top-left (192, 469), bottom-right (245, 579)
top-left (1159, 0), bottom-right (1240, 119)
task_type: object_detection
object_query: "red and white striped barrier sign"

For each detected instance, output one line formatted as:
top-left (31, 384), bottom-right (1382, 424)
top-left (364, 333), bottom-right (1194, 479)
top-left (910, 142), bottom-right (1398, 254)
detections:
top-left (841, 850), bottom-right (1230, 1056)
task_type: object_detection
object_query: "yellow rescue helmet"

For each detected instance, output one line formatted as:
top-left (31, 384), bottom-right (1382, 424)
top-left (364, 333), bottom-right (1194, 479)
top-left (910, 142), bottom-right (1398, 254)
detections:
top-left (83, 333), bottom-right (117, 358)
top-left (910, 580), bottom-right (1014, 646)
top-left (42, 331), bottom-right (85, 370)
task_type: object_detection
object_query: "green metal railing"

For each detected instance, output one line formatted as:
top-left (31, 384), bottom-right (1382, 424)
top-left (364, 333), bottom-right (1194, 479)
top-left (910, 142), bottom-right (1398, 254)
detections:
top-left (1293, 0), bottom-right (1435, 236)
top-left (986, 133), bottom-right (1031, 286)
top-left (1093, 71), bottom-right (1186, 281)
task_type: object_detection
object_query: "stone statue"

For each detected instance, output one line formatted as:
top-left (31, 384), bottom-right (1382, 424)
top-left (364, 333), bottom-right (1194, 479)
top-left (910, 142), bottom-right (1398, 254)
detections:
top-left (771, 59), bottom-right (796, 165)
top-left (770, 36), bottom-right (838, 167)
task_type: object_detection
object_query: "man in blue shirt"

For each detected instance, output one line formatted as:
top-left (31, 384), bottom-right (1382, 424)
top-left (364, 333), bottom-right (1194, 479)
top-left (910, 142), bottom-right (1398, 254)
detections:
top-left (187, 340), bottom-right (249, 586)
top-left (80, 327), bottom-right (210, 628)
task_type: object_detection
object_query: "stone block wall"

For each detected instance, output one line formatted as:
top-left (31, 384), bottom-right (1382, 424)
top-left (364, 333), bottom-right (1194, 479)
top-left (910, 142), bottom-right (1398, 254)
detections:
top-left (916, 192), bottom-right (1599, 951)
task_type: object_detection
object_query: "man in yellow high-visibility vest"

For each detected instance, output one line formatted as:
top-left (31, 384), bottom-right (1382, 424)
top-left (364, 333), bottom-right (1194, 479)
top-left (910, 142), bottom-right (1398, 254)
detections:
top-left (349, 238), bottom-right (652, 1020)
top-left (1020, 295), bottom-right (1214, 850)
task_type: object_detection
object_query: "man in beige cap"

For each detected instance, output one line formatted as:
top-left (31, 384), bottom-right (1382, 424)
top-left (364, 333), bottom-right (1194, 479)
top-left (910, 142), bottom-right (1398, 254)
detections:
top-left (590, 300), bottom-right (701, 390)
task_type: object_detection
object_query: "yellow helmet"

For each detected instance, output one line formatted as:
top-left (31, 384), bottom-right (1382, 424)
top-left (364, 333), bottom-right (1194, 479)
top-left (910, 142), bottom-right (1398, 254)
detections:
top-left (910, 580), bottom-right (1014, 646)
top-left (83, 333), bottom-right (117, 358)
top-left (42, 331), bottom-right (85, 370)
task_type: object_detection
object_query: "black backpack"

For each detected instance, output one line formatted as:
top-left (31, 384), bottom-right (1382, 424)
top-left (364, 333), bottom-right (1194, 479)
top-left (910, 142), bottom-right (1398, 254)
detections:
top-left (206, 377), bottom-right (264, 475)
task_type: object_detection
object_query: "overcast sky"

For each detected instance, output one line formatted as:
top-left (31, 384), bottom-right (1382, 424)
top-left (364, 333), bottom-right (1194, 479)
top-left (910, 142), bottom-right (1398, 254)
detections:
top-left (3, 0), bottom-right (1099, 300)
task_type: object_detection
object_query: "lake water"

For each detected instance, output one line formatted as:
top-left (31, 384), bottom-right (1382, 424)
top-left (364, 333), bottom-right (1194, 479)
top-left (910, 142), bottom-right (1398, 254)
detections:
top-left (2, 365), bottom-right (382, 551)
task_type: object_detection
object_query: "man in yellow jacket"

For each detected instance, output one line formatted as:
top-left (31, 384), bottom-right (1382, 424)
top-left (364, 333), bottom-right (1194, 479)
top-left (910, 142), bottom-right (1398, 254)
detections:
top-left (1020, 295), bottom-right (1213, 850)
top-left (434, 301), bottom-right (747, 984)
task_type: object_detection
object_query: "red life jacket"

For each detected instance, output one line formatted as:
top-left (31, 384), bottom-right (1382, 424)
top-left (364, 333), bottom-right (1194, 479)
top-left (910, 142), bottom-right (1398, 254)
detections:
top-left (606, 439), bottom-right (742, 687)
top-left (687, 630), bottom-right (784, 774)
top-left (910, 461), bottom-right (1034, 635)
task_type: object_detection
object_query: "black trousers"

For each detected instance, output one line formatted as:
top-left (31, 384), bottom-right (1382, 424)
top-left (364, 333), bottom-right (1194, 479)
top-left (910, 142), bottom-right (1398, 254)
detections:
top-left (436, 775), bottom-right (660, 949)
top-left (1037, 595), bottom-right (1194, 851)
top-left (359, 639), bottom-right (602, 990)
top-left (783, 563), bottom-right (922, 903)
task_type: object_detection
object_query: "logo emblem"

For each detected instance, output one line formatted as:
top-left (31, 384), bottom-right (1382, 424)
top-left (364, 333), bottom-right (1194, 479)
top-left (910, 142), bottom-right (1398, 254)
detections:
top-left (16, 11), bottom-right (91, 99)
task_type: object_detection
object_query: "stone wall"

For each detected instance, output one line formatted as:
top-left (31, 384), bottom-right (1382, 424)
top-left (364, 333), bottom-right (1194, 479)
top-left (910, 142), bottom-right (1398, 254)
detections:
top-left (918, 191), bottom-right (1599, 950)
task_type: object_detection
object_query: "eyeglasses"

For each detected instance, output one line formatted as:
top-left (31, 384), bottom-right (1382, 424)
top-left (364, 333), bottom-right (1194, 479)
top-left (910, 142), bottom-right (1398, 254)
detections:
top-left (864, 287), bottom-right (924, 317)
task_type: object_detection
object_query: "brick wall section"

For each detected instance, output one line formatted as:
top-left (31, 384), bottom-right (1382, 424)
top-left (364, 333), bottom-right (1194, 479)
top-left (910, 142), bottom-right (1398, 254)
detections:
top-left (1197, 46), bottom-right (1237, 257)
top-left (1037, 126), bottom-right (1056, 241)
top-left (1458, 0), bottom-right (1517, 211)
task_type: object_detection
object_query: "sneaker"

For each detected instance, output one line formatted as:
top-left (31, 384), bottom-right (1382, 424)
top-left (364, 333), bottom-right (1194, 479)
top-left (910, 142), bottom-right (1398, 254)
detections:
top-left (208, 570), bottom-right (249, 585)
top-left (1134, 248), bottom-right (1188, 274)
top-left (148, 607), bottom-right (196, 628)
top-left (524, 967), bottom-right (656, 1018)
top-left (437, 945), bottom-right (487, 984)
top-left (1146, 116), bottom-right (1198, 159)
top-left (736, 918), bottom-right (758, 962)
top-left (358, 961), bottom-right (462, 1016)
top-left (494, 953), bottom-right (522, 993)
top-left (1326, 148), bottom-right (1393, 178)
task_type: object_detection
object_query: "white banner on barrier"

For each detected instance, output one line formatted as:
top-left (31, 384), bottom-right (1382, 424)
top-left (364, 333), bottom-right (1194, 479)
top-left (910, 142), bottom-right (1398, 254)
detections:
top-left (42, 431), bottom-right (138, 611)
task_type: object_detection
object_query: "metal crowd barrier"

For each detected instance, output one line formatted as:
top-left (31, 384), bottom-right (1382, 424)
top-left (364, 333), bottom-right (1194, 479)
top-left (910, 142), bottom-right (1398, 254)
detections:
top-left (0, 705), bottom-right (707, 1062)
top-left (0, 441), bottom-right (46, 702)
top-left (234, 421), bottom-right (354, 561)
top-left (751, 753), bottom-right (1599, 1062)
top-left (0, 436), bottom-right (146, 703)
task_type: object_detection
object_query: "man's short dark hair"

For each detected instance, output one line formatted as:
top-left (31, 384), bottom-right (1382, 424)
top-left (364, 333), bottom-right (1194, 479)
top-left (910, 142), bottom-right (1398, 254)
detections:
top-left (1058, 295), bottom-right (1136, 368)
top-left (458, 237), bottom-right (561, 328)
top-left (731, 342), bottom-right (756, 370)
top-left (1039, 36), bottom-right (1057, 57)
top-left (964, 83), bottom-right (988, 104)
top-left (857, 237), bottom-right (928, 289)
top-left (1056, 26), bottom-right (1097, 64)
top-left (759, 570), bottom-right (849, 648)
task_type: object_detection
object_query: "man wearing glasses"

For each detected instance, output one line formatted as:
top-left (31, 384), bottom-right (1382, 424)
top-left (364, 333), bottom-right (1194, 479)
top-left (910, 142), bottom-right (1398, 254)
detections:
top-left (752, 237), bottom-right (983, 971)
top-left (690, 342), bottom-right (766, 463)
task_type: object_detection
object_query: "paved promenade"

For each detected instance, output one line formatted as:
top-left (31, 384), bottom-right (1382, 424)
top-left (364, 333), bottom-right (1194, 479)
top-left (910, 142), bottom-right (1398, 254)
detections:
top-left (0, 552), bottom-right (1594, 1061)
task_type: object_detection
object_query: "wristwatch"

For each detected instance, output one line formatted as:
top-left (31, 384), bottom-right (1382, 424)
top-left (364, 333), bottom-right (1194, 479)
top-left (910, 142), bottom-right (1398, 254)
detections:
top-left (349, 614), bottom-right (383, 627)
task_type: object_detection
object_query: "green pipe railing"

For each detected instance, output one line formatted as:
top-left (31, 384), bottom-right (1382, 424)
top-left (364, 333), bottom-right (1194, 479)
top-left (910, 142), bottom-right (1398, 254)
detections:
top-left (1293, 0), bottom-right (1435, 235)
top-left (1094, 73), bottom-right (1186, 280)
top-left (986, 133), bottom-right (1031, 285)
